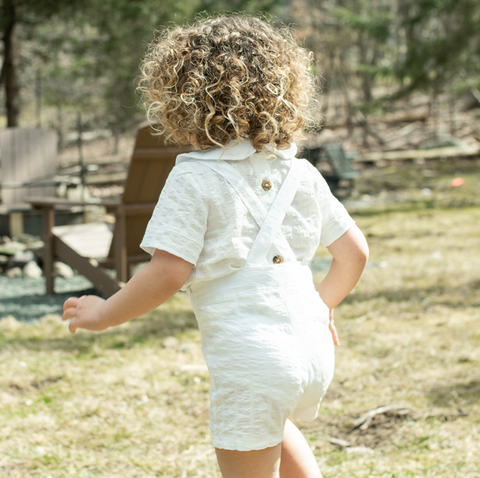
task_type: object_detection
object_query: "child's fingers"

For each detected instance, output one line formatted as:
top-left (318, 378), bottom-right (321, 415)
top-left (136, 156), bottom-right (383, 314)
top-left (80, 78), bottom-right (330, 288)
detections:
top-left (63, 310), bottom-right (83, 334)
top-left (329, 320), bottom-right (340, 346)
top-left (63, 297), bottom-right (79, 312)
top-left (62, 306), bottom-right (77, 322)
top-left (68, 318), bottom-right (78, 334)
top-left (62, 296), bottom-right (89, 325)
top-left (327, 308), bottom-right (340, 346)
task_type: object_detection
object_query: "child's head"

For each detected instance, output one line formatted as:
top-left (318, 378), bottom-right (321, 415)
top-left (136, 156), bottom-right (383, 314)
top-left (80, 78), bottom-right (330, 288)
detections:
top-left (139, 15), bottom-right (318, 152)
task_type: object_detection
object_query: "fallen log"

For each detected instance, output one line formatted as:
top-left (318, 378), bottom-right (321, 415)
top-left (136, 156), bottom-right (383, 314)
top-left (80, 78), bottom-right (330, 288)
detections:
top-left (324, 110), bottom-right (428, 130)
top-left (351, 404), bottom-right (411, 431)
top-left (355, 145), bottom-right (480, 163)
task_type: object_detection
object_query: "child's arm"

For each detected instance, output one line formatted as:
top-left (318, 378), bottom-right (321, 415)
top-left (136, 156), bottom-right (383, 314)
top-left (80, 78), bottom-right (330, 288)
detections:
top-left (316, 225), bottom-right (369, 344)
top-left (62, 249), bottom-right (193, 334)
top-left (316, 225), bottom-right (368, 309)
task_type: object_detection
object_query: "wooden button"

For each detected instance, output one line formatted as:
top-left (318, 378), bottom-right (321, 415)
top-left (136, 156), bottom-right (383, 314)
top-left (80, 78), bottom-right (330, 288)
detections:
top-left (272, 255), bottom-right (283, 264)
top-left (262, 180), bottom-right (272, 191)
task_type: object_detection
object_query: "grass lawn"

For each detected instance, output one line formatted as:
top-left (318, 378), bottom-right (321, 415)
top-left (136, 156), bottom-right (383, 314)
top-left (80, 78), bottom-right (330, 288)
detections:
top-left (1, 160), bottom-right (479, 477)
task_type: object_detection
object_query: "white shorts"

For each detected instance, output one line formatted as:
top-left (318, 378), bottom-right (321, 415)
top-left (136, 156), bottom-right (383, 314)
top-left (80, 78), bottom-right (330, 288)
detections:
top-left (189, 262), bottom-right (335, 451)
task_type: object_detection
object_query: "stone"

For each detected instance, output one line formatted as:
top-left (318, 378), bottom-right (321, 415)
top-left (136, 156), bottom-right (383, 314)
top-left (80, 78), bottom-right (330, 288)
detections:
top-left (0, 255), bottom-right (8, 265)
top-left (54, 261), bottom-right (74, 278)
top-left (162, 336), bottom-right (179, 348)
top-left (6, 267), bottom-right (22, 278)
top-left (26, 240), bottom-right (45, 251)
top-left (16, 233), bottom-right (40, 245)
top-left (9, 250), bottom-right (35, 268)
top-left (23, 261), bottom-right (43, 279)
top-left (0, 242), bottom-right (27, 256)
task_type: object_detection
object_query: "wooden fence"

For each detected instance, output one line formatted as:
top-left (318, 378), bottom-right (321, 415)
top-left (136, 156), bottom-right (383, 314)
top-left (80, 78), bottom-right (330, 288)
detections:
top-left (0, 128), bottom-right (57, 206)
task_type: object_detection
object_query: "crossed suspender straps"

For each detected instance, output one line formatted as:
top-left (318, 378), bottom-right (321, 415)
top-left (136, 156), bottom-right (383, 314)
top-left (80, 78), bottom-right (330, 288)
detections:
top-left (194, 159), bottom-right (302, 266)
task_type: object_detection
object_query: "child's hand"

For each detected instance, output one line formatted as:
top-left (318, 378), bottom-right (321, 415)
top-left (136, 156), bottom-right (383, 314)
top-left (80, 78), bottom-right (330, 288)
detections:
top-left (328, 308), bottom-right (340, 346)
top-left (62, 296), bottom-right (107, 334)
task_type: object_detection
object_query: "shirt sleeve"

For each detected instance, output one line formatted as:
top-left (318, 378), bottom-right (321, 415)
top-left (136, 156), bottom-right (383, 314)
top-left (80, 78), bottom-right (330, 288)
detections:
top-left (316, 171), bottom-right (356, 248)
top-left (140, 162), bottom-right (209, 265)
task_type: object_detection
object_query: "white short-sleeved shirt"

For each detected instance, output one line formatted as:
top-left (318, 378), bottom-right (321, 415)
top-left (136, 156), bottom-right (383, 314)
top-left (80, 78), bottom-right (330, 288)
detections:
top-left (140, 139), bottom-right (355, 290)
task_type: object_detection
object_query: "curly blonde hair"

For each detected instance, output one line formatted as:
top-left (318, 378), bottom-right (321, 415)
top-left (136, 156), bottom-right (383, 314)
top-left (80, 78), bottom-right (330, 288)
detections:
top-left (138, 15), bottom-right (319, 152)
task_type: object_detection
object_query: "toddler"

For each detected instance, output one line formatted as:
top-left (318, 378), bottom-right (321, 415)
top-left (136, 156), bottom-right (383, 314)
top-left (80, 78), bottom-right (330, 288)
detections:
top-left (63, 15), bottom-right (369, 478)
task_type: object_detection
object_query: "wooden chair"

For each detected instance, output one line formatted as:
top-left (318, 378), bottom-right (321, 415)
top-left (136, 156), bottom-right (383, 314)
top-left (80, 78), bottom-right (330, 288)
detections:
top-left (28, 123), bottom-right (192, 297)
top-left (299, 143), bottom-right (358, 196)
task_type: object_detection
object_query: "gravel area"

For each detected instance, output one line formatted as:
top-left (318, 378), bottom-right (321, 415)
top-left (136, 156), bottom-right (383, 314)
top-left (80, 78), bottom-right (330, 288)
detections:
top-left (0, 275), bottom-right (97, 322)
top-left (0, 258), bottom-right (382, 323)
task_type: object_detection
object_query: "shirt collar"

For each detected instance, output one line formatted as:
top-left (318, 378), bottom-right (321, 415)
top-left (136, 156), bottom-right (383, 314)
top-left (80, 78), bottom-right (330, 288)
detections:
top-left (175, 138), bottom-right (297, 165)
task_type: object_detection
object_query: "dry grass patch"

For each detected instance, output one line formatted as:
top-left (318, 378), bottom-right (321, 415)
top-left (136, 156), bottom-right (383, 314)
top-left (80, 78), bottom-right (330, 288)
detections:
top-left (310, 206), bottom-right (480, 477)
top-left (0, 298), bottom-right (218, 477)
top-left (1, 186), bottom-right (480, 477)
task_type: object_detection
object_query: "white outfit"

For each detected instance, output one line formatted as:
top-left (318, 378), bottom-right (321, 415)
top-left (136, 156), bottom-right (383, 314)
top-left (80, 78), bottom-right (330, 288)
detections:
top-left (141, 139), bottom-right (355, 451)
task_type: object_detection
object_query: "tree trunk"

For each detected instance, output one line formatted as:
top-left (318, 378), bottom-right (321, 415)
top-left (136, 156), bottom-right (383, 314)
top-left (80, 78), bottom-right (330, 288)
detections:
top-left (1, 0), bottom-right (20, 127)
top-left (358, 34), bottom-right (373, 103)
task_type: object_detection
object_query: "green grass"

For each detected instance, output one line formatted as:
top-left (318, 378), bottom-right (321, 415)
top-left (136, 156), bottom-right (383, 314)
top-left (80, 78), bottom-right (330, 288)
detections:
top-left (1, 161), bottom-right (479, 477)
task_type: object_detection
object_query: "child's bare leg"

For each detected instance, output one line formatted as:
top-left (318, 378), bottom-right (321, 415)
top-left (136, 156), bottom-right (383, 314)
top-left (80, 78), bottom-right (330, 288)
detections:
top-left (215, 444), bottom-right (281, 478)
top-left (280, 419), bottom-right (323, 478)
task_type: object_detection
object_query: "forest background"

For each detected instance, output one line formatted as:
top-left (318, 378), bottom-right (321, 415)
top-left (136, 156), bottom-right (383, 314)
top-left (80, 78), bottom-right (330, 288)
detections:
top-left (1, 0), bottom-right (480, 149)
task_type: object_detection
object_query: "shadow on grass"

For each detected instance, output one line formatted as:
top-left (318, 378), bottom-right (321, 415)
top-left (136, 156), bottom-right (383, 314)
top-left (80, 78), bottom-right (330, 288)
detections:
top-left (427, 379), bottom-right (480, 407)
top-left (344, 279), bottom-right (480, 307)
top-left (3, 307), bottom-right (198, 355)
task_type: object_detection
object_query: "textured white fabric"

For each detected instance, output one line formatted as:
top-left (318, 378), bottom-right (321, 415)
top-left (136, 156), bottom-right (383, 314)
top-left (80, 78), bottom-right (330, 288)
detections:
top-left (140, 141), bottom-right (355, 451)
top-left (187, 158), bottom-right (334, 451)
top-left (190, 262), bottom-right (335, 451)
top-left (140, 140), bottom-right (355, 290)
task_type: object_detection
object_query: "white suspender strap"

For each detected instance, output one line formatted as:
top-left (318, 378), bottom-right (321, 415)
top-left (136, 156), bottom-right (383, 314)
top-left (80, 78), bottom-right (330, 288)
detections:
top-left (246, 160), bottom-right (301, 266)
top-left (194, 159), bottom-right (301, 265)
